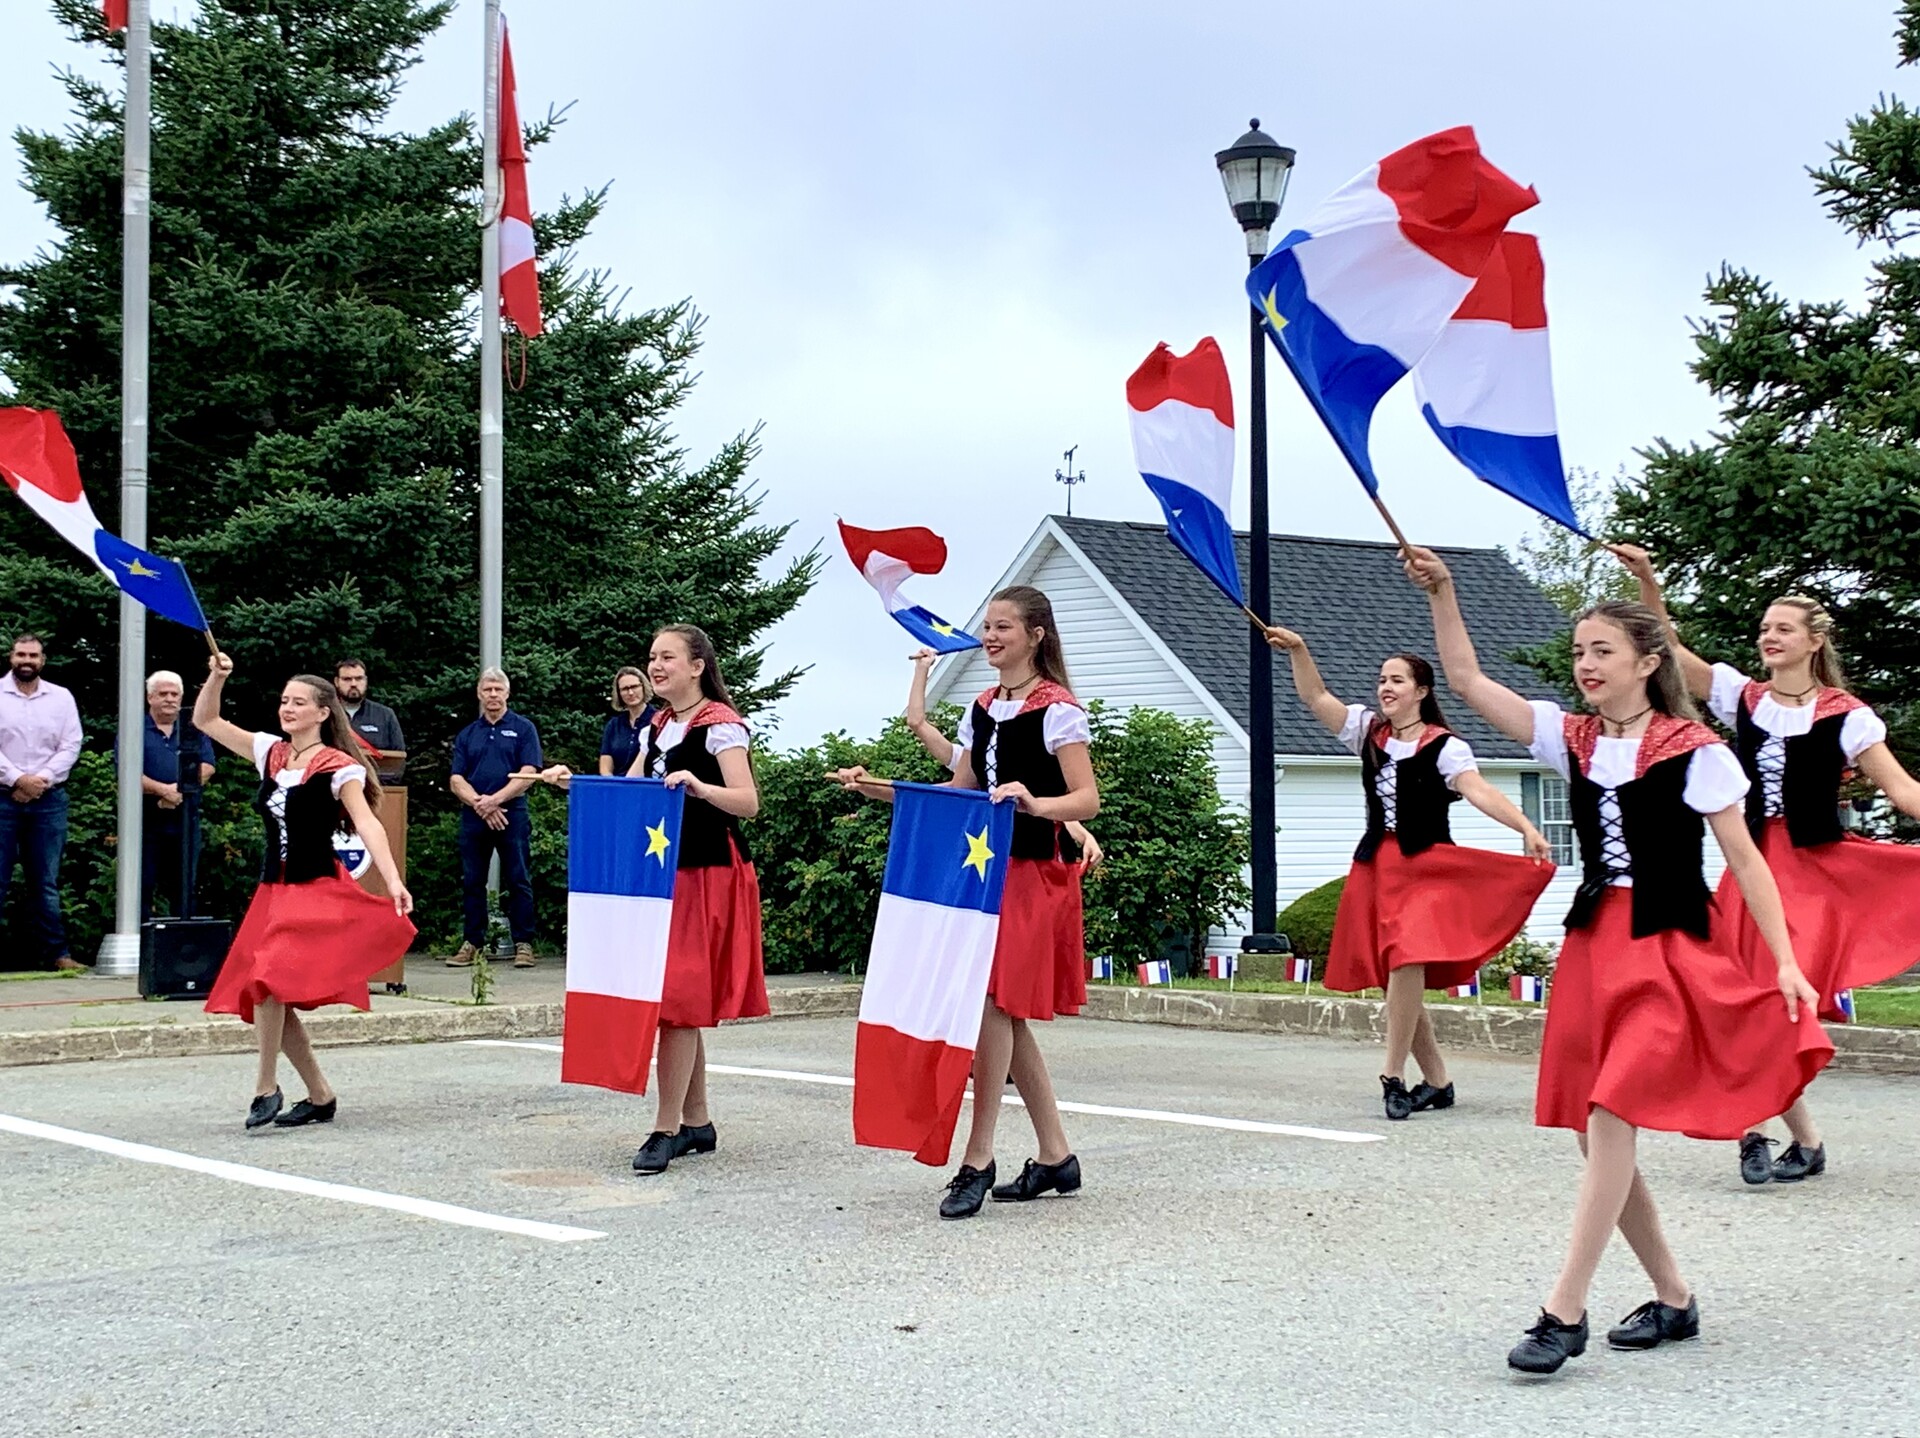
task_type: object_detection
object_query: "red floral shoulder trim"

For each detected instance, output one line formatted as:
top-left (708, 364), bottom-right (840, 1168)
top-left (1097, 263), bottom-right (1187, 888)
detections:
top-left (1563, 712), bottom-right (1719, 778)
top-left (265, 741), bottom-right (361, 785)
top-left (1370, 720), bottom-right (1452, 753)
top-left (1741, 679), bottom-right (1867, 725)
top-left (973, 680), bottom-right (1083, 716)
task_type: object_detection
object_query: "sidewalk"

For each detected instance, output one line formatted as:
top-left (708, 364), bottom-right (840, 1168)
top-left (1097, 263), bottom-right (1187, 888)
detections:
top-left (0, 960), bottom-right (860, 1068)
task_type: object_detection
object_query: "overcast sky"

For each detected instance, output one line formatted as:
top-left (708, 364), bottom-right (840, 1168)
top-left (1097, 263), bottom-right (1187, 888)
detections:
top-left (3, 1), bottom-right (1906, 743)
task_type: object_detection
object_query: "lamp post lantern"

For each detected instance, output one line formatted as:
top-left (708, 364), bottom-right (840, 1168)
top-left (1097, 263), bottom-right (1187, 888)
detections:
top-left (1216, 119), bottom-right (1295, 954)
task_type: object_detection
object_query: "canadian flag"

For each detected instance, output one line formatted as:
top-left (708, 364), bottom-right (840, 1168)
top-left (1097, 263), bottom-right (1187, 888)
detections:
top-left (496, 16), bottom-right (543, 337)
top-left (103, 1), bottom-right (127, 30)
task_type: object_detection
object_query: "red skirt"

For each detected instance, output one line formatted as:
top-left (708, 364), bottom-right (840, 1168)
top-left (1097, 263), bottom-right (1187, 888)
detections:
top-left (205, 868), bottom-right (416, 1025)
top-left (1324, 840), bottom-right (1554, 992)
top-left (660, 840), bottom-right (768, 1029)
top-left (1535, 890), bottom-right (1832, 1137)
top-left (988, 858), bottom-right (1085, 1021)
top-left (1718, 819), bottom-right (1920, 1022)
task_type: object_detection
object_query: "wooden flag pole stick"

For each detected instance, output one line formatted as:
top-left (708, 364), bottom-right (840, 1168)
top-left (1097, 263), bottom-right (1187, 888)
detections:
top-left (1368, 491), bottom-right (1416, 556)
top-left (1240, 603), bottom-right (1269, 633)
top-left (202, 626), bottom-right (220, 658)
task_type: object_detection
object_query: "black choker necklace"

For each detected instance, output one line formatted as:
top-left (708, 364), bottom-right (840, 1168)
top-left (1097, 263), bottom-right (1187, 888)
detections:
top-left (1770, 680), bottom-right (1818, 703)
top-left (289, 740), bottom-right (322, 760)
top-left (1389, 717), bottom-right (1424, 739)
top-left (996, 674), bottom-right (1038, 700)
top-left (1599, 704), bottom-right (1654, 737)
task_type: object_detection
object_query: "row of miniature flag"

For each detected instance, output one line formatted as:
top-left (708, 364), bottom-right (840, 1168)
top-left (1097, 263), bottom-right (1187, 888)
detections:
top-left (1098, 957), bottom-right (1554, 1004)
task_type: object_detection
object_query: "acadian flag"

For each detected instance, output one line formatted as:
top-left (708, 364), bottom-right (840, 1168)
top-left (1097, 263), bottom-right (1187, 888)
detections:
top-left (837, 520), bottom-right (981, 655)
top-left (854, 782), bottom-right (1016, 1164)
top-left (1288, 956), bottom-right (1312, 984)
top-left (0, 408), bottom-right (209, 631)
top-left (1246, 127), bottom-right (1536, 492)
top-left (1127, 338), bottom-right (1242, 605)
top-left (1088, 955), bottom-right (1115, 980)
top-left (1205, 953), bottom-right (1239, 979)
top-left (1448, 978), bottom-right (1480, 998)
top-left (561, 776), bottom-right (685, 1094)
top-left (1510, 974), bottom-right (1546, 1003)
top-left (1412, 232), bottom-right (1584, 534)
top-left (1137, 960), bottom-right (1172, 986)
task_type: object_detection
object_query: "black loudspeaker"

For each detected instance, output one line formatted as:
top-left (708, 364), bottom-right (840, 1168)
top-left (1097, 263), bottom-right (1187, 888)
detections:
top-left (140, 917), bottom-right (232, 1000)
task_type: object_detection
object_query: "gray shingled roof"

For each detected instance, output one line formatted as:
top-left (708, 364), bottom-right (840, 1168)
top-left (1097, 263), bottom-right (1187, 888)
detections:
top-left (1052, 515), bottom-right (1569, 761)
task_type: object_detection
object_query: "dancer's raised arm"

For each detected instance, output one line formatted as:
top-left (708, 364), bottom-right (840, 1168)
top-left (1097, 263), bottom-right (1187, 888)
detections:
top-left (1262, 625), bottom-right (1352, 736)
top-left (1607, 545), bottom-right (1713, 700)
top-left (903, 647), bottom-right (962, 770)
top-left (1400, 546), bottom-right (1537, 747)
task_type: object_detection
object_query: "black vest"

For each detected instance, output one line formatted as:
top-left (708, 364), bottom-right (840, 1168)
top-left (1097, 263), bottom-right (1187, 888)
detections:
top-left (641, 722), bottom-right (751, 870)
top-left (1354, 727), bottom-right (1459, 862)
top-left (257, 772), bottom-right (350, 884)
top-left (1565, 750), bottom-right (1711, 939)
top-left (968, 701), bottom-right (1083, 863)
top-left (1733, 698), bottom-right (1849, 847)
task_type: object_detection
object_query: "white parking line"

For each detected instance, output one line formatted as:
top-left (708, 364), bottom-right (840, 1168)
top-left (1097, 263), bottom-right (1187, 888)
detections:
top-left (462, 1039), bottom-right (1384, 1144)
top-left (0, 1112), bottom-right (606, 1243)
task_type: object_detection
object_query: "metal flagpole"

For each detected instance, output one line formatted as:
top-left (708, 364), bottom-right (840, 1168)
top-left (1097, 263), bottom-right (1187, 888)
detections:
top-left (98, 0), bottom-right (153, 977)
top-left (478, 0), bottom-right (504, 673)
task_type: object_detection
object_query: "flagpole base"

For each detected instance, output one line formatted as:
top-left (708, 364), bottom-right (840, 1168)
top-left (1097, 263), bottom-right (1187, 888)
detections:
top-left (1239, 932), bottom-right (1291, 955)
top-left (95, 930), bottom-right (141, 978)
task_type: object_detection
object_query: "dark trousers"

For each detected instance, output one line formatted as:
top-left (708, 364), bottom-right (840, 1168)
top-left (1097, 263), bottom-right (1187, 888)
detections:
top-left (140, 800), bottom-right (199, 920)
top-left (458, 807), bottom-right (536, 947)
top-left (0, 785), bottom-right (71, 964)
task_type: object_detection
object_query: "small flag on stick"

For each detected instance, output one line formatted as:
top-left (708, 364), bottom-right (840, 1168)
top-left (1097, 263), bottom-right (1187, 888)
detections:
top-left (1088, 955), bottom-right (1115, 981)
top-left (1510, 974), bottom-right (1546, 1003)
top-left (1288, 956), bottom-right (1312, 985)
top-left (1205, 953), bottom-right (1239, 980)
top-left (1835, 989), bottom-right (1855, 1023)
top-left (838, 521), bottom-right (981, 654)
top-left (1448, 978), bottom-right (1480, 998)
top-left (1137, 959), bottom-right (1172, 986)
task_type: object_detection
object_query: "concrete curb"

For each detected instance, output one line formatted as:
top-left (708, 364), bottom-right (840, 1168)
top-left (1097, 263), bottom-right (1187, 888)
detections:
top-left (1078, 986), bottom-right (1920, 1077)
top-left (0, 984), bottom-right (864, 1070)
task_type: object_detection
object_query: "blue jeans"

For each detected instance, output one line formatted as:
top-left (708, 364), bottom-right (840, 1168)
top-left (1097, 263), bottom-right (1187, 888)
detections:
top-left (0, 785), bottom-right (71, 964)
top-left (458, 806), bottom-right (536, 947)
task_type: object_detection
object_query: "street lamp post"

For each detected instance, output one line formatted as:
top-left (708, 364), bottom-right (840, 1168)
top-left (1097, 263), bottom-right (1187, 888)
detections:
top-left (1215, 119), bottom-right (1295, 954)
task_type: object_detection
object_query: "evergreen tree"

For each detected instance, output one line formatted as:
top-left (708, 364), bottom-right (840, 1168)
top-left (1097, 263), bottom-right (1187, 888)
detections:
top-left (1614, 1), bottom-right (1920, 767)
top-left (0, 0), bottom-right (817, 957)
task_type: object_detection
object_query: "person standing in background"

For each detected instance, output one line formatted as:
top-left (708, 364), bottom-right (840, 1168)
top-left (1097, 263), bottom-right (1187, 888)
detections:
top-left (131, 669), bottom-right (215, 919)
top-left (448, 667), bottom-right (542, 969)
top-left (0, 634), bottom-right (83, 971)
top-left (333, 659), bottom-right (407, 782)
top-left (599, 666), bottom-right (654, 776)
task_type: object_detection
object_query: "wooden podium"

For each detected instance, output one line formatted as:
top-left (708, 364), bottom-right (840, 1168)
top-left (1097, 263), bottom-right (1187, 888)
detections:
top-left (359, 784), bottom-right (409, 989)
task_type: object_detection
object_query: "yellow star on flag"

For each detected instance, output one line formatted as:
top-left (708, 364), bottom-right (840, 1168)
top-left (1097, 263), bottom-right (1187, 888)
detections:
top-left (645, 819), bottom-right (672, 865)
top-left (117, 556), bottom-right (161, 579)
top-left (961, 825), bottom-right (994, 880)
top-left (1261, 286), bottom-right (1289, 335)
top-left (930, 620), bottom-right (957, 637)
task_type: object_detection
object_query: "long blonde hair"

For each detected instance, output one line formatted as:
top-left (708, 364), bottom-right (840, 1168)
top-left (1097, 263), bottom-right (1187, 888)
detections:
top-left (1573, 601), bottom-right (1700, 721)
top-left (1768, 595), bottom-right (1850, 692)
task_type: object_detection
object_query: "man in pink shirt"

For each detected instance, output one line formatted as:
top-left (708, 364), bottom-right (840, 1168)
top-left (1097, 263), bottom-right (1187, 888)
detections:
top-left (0, 634), bottom-right (85, 970)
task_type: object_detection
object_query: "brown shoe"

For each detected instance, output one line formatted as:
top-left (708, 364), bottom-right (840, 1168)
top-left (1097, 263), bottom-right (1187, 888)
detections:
top-left (53, 955), bottom-right (87, 972)
top-left (445, 942), bottom-right (478, 968)
top-left (513, 943), bottom-right (537, 969)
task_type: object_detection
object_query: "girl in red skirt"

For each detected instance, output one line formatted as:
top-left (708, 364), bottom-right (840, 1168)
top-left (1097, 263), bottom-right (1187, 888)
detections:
top-left (1617, 545), bottom-right (1920, 1186)
top-left (192, 653), bottom-right (415, 1131)
top-left (1405, 546), bottom-right (1829, 1377)
top-left (839, 586), bottom-right (1099, 1220)
top-left (1263, 627), bottom-right (1555, 1120)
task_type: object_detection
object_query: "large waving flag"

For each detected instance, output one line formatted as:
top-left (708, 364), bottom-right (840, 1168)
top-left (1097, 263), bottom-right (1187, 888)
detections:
top-left (1246, 127), bottom-right (1536, 491)
top-left (838, 520), bottom-right (981, 654)
top-left (0, 408), bottom-right (209, 631)
top-left (1411, 232), bottom-right (1584, 534)
top-left (562, 776), bottom-right (685, 1093)
top-left (1128, 339), bottom-right (1242, 605)
top-left (854, 782), bottom-right (1016, 1164)
top-left (497, 15), bottom-right (543, 338)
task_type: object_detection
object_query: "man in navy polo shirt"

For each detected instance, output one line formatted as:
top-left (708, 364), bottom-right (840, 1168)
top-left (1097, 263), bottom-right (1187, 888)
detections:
top-left (129, 670), bottom-right (215, 918)
top-left (448, 666), bottom-right (542, 968)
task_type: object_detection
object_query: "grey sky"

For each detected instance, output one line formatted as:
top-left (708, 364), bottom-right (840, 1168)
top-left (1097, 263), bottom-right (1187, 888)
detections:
top-left (3, 2), bottom-right (1904, 745)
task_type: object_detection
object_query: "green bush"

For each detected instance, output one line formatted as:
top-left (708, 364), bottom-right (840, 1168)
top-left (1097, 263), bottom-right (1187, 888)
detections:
top-left (1275, 877), bottom-right (1345, 977)
top-left (1479, 933), bottom-right (1558, 998)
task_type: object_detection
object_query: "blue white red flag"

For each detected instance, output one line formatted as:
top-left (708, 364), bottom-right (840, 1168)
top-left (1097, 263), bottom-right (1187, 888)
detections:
top-left (0, 408), bottom-right (209, 631)
top-left (562, 776), bottom-right (684, 1093)
top-left (1245, 128), bottom-right (1536, 493)
top-left (1510, 973), bottom-right (1546, 1003)
top-left (854, 783), bottom-right (1015, 1165)
top-left (1289, 956), bottom-right (1312, 984)
top-left (838, 520), bottom-right (980, 654)
top-left (1412, 233), bottom-right (1583, 534)
top-left (1448, 978), bottom-right (1480, 998)
top-left (1835, 989), bottom-right (1855, 1022)
top-left (1088, 955), bottom-right (1115, 980)
top-left (1205, 953), bottom-right (1239, 979)
top-left (1137, 959), bottom-right (1172, 986)
top-left (1127, 339), bottom-right (1242, 605)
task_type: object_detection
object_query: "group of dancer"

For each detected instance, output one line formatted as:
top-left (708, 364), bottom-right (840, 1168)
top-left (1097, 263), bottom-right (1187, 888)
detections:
top-left (187, 546), bottom-right (1920, 1377)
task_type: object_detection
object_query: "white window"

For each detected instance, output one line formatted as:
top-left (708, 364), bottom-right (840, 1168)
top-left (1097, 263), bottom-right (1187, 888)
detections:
top-left (1522, 771), bottom-right (1576, 866)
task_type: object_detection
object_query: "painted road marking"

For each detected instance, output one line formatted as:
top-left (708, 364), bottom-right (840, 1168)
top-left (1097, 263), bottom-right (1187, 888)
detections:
top-left (0, 1112), bottom-right (607, 1243)
top-left (463, 1040), bottom-right (1384, 1144)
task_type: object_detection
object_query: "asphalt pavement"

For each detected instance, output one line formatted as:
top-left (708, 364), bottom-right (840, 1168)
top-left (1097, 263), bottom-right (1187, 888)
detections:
top-left (1, 1017), bottom-right (1915, 1437)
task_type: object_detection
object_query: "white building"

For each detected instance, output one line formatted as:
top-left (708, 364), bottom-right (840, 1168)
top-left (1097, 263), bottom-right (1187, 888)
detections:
top-left (927, 515), bottom-right (1726, 945)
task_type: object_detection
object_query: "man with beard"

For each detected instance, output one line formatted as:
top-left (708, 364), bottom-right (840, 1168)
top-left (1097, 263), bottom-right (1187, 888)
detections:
top-left (0, 634), bottom-right (84, 970)
top-left (333, 658), bottom-right (407, 782)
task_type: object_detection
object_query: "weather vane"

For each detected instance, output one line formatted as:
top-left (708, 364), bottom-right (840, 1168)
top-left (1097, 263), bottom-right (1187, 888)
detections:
top-left (1054, 445), bottom-right (1087, 516)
